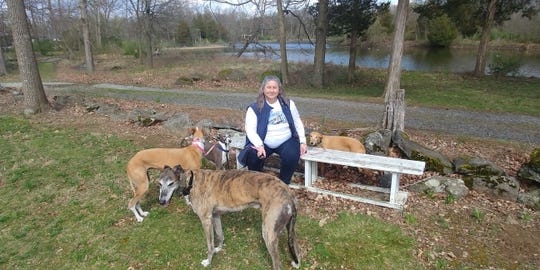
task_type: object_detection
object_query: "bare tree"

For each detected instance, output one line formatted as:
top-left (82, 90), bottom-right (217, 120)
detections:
top-left (312, 0), bottom-right (328, 88)
top-left (0, 48), bottom-right (7, 76)
top-left (473, 0), bottom-right (497, 76)
top-left (80, 0), bottom-right (95, 72)
top-left (276, 0), bottom-right (289, 85)
top-left (6, 0), bottom-right (50, 114)
top-left (143, 0), bottom-right (153, 68)
top-left (382, 0), bottom-right (408, 132)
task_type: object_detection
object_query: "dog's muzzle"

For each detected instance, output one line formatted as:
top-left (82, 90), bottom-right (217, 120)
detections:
top-left (159, 198), bottom-right (171, 206)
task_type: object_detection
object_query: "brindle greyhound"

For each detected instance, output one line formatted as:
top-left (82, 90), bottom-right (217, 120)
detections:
top-left (158, 165), bottom-right (301, 270)
top-left (126, 127), bottom-right (206, 222)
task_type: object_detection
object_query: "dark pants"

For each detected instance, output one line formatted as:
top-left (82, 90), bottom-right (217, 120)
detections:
top-left (244, 137), bottom-right (300, 184)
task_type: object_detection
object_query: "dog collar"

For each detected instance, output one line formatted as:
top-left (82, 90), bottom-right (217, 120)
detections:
top-left (192, 140), bottom-right (205, 154)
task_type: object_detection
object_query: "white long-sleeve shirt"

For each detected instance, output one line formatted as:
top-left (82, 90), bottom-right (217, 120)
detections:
top-left (245, 99), bottom-right (306, 149)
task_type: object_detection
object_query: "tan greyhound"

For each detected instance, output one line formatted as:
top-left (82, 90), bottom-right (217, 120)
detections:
top-left (126, 127), bottom-right (206, 222)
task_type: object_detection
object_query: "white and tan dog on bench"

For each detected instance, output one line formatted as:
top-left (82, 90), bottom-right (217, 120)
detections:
top-left (309, 131), bottom-right (366, 153)
top-left (158, 165), bottom-right (301, 270)
top-left (309, 131), bottom-right (367, 174)
top-left (126, 127), bottom-right (206, 222)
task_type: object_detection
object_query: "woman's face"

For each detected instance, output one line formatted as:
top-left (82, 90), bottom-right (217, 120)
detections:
top-left (263, 80), bottom-right (280, 103)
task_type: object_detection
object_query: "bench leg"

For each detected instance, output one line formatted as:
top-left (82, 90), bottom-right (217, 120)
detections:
top-left (304, 161), bottom-right (319, 187)
top-left (389, 173), bottom-right (401, 205)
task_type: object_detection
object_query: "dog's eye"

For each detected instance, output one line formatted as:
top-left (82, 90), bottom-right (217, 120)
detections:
top-left (168, 182), bottom-right (174, 187)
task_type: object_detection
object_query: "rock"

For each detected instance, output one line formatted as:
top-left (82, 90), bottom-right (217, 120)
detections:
top-left (51, 95), bottom-right (74, 110)
top-left (196, 119), bottom-right (215, 131)
top-left (454, 155), bottom-right (507, 177)
top-left (127, 109), bottom-right (167, 127)
top-left (364, 129), bottom-right (392, 155)
top-left (517, 188), bottom-right (540, 210)
top-left (392, 131), bottom-right (453, 175)
top-left (408, 176), bottom-right (469, 200)
top-left (470, 175), bottom-right (520, 202)
top-left (517, 147), bottom-right (540, 185)
top-left (163, 113), bottom-right (192, 134)
top-left (175, 77), bottom-right (194, 86)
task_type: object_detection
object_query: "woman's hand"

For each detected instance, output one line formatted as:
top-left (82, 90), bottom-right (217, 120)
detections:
top-left (300, 143), bottom-right (308, 156)
top-left (256, 145), bottom-right (266, 159)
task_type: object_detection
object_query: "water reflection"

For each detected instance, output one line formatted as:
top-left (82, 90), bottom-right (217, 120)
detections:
top-left (228, 42), bottom-right (540, 78)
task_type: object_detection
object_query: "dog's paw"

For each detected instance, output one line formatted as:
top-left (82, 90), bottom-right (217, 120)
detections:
top-left (136, 216), bottom-right (144, 222)
top-left (291, 261), bottom-right (300, 269)
top-left (140, 211), bottom-right (149, 217)
top-left (201, 259), bottom-right (210, 267)
top-left (213, 246), bottom-right (222, 253)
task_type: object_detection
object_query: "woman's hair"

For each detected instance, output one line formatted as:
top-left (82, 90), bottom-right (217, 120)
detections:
top-left (256, 75), bottom-right (289, 111)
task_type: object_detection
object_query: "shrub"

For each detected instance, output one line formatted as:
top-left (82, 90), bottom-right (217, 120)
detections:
top-left (488, 54), bottom-right (521, 77)
top-left (217, 69), bottom-right (247, 81)
top-left (33, 39), bottom-right (58, 56)
top-left (427, 14), bottom-right (458, 47)
top-left (122, 40), bottom-right (139, 58)
top-left (258, 70), bottom-right (282, 82)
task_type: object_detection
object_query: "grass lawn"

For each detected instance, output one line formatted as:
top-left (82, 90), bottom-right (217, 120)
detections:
top-left (0, 115), bottom-right (422, 269)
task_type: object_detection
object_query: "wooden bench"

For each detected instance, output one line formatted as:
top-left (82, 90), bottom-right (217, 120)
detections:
top-left (301, 147), bottom-right (426, 210)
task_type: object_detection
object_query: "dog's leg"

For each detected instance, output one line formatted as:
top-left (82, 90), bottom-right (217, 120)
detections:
top-left (262, 209), bottom-right (287, 270)
top-left (212, 214), bottom-right (224, 252)
top-left (184, 195), bottom-right (192, 207)
top-left (262, 220), bottom-right (281, 270)
top-left (135, 203), bottom-right (148, 217)
top-left (199, 216), bottom-right (216, 267)
top-left (127, 169), bottom-right (150, 222)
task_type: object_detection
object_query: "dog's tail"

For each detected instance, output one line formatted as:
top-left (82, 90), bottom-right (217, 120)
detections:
top-left (287, 201), bottom-right (301, 269)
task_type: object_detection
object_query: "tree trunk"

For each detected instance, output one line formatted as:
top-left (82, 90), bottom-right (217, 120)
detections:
top-left (0, 48), bottom-right (7, 76)
top-left (474, 0), bottom-right (497, 76)
top-left (313, 0), bottom-right (329, 88)
top-left (382, 89), bottom-right (405, 132)
top-left (382, 0), bottom-right (408, 131)
top-left (144, 0), bottom-right (153, 68)
top-left (95, 1), bottom-right (102, 48)
top-left (6, 0), bottom-right (50, 115)
top-left (276, 0), bottom-right (288, 85)
top-left (347, 28), bottom-right (358, 83)
top-left (80, 0), bottom-right (95, 73)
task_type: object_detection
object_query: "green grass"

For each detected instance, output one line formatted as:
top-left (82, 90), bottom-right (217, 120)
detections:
top-left (290, 68), bottom-right (540, 117)
top-left (0, 115), bottom-right (423, 269)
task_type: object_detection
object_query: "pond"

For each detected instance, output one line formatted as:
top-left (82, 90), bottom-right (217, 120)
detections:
top-left (228, 42), bottom-right (540, 78)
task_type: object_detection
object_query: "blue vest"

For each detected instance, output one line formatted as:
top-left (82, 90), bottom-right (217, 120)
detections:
top-left (238, 96), bottom-right (299, 166)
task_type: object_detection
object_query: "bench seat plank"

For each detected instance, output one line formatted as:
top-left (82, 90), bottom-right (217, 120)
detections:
top-left (302, 148), bottom-right (425, 175)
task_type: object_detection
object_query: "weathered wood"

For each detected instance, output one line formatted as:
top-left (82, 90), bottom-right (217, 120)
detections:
top-left (302, 147), bottom-right (425, 209)
top-left (382, 89), bottom-right (405, 132)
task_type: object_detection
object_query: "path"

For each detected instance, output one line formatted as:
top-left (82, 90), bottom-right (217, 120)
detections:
top-left (3, 82), bottom-right (540, 145)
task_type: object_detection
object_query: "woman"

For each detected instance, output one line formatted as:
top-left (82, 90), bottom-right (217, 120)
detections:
top-left (237, 75), bottom-right (308, 184)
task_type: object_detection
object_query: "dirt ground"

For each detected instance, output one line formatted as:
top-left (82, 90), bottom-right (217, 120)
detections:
top-left (2, 56), bottom-right (539, 269)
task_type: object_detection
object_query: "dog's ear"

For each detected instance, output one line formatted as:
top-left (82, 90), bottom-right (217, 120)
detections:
top-left (172, 164), bottom-right (184, 175)
top-left (163, 165), bottom-right (172, 170)
top-left (182, 171), bottom-right (194, 196)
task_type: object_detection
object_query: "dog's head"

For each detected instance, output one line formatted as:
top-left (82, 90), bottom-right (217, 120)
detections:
top-left (190, 127), bottom-right (206, 140)
top-left (308, 131), bottom-right (323, 146)
top-left (158, 165), bottom-right (186, 206)
top-left (217, 133), bottom-right (232, 149)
